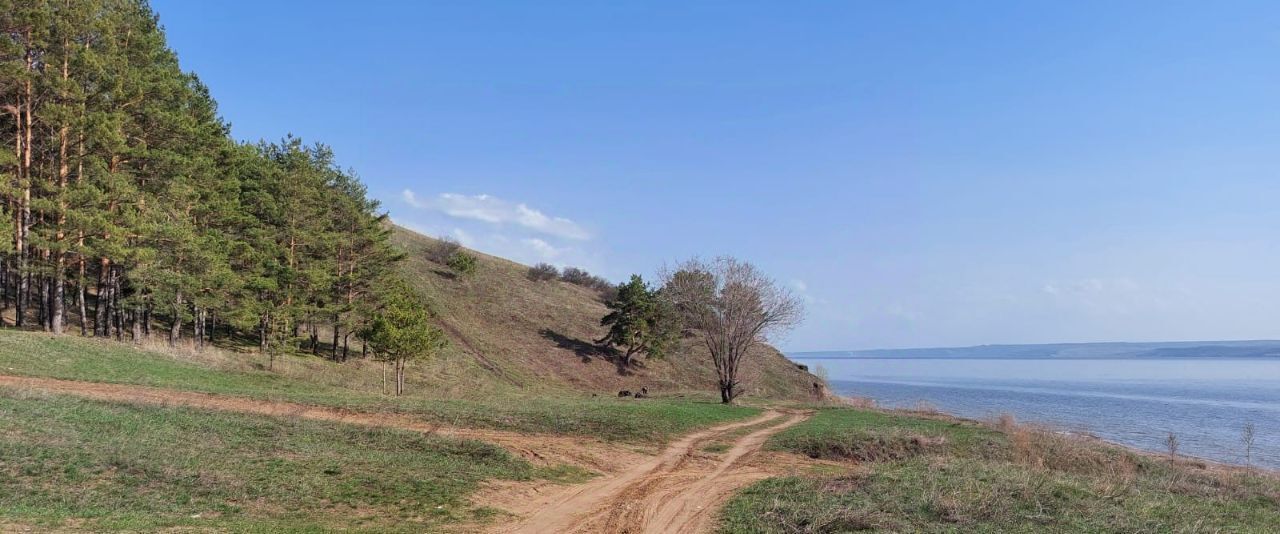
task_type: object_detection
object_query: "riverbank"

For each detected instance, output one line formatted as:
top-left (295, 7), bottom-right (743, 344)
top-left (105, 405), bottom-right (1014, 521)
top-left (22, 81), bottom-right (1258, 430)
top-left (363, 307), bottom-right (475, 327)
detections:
top-left (718, 400), bottom-right (1280, 532)
top-left (801, 356), bottom-right (1280, 469)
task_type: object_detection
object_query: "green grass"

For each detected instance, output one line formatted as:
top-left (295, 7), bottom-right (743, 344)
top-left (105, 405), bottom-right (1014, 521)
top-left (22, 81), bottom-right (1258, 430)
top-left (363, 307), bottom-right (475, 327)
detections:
top-left (721, 407), bottom-right (1280, 533)
top-left (0, 388), bottom-right (585, 532)
top-left (767, 407), bottom-right (1007, 461)
top-left (0, 330), bottom-right (759, 443)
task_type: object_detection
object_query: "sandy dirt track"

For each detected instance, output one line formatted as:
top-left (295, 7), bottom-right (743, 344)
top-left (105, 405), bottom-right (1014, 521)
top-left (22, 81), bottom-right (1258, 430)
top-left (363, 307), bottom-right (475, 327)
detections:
top-left (494, 410), bottom-right (809, 534)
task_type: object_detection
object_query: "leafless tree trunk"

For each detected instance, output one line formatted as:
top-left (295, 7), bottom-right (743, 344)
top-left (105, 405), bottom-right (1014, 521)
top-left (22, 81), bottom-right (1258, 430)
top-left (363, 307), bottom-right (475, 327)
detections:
top-left (662, 257), bottom-right (803, 403)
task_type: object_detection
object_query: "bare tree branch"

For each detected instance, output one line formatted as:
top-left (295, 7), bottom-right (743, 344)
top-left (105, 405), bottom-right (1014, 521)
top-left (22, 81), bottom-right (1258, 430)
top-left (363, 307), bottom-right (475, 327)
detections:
top-left (661, 256), bottom-right (803, 403)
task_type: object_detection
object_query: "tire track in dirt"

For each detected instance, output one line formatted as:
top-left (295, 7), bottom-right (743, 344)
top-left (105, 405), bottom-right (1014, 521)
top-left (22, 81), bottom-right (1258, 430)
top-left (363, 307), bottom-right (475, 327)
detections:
top-left (496, 409), bottom-right (809, 534)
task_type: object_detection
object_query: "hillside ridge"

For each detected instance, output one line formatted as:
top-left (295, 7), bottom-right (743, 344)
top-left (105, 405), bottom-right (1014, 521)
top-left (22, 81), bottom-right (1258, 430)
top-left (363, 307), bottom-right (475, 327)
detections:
top-left (389, 224), bottom-right (819, 400)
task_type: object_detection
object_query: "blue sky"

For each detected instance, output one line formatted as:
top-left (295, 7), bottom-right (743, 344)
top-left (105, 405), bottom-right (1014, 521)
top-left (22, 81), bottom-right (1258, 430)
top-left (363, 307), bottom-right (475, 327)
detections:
top-left (152, 1), bottom-right (1280, 351)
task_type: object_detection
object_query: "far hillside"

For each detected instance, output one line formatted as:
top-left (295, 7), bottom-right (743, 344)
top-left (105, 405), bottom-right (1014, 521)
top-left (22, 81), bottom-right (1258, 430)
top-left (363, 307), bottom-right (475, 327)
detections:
top-left (389, 225), bottom-right (820, 400)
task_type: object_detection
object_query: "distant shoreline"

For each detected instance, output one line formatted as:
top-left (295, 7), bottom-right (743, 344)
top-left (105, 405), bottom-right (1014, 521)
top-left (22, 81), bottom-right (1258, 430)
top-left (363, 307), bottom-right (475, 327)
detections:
top-left (789, 339), bottom-right (1280, 361)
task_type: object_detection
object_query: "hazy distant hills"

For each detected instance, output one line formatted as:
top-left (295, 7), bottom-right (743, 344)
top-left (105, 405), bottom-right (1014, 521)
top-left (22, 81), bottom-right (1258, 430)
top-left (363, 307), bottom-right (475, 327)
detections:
top-left (792, 340), bottom-right (1280, 360)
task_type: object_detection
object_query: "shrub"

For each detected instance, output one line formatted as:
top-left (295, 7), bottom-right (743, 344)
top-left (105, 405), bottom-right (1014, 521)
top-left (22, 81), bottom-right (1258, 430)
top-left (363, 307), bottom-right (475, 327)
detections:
top-left (429, 237), bottom-right (462, 264)
top-left (560, 267), bottom-right (593, 285)
top-left (527, 263), bottom-right (559, 281)
top-left (590, 275), bottom-right (618, 300)
top-left (447, 251), bottom-right (478, 276)
top-left (560, 267), bottom-right (616, 299)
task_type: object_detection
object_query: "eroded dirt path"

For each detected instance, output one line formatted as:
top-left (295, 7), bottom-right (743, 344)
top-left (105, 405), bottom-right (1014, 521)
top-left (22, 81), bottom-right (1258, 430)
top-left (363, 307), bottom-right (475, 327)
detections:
top-left (493, 409), bottom-right (809, 534)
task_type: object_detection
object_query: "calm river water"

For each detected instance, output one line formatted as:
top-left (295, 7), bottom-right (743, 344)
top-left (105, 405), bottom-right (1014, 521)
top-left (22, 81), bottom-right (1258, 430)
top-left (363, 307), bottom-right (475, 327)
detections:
top-left (792, 357), bottom-right (1280, 469)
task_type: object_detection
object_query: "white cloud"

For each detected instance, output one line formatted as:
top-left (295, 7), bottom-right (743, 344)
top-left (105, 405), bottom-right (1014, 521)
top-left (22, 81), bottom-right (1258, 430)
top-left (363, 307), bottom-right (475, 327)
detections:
top-left (451, 227), bottom-right (474, 245)
top-left (789, 278), bottom-right (823, 305)
top-left (401, 189), bottom-right (590, 240)
top-left (885, 302), bottom-right (921, 321)
top-left (522, 238), bottom-right (563, 260)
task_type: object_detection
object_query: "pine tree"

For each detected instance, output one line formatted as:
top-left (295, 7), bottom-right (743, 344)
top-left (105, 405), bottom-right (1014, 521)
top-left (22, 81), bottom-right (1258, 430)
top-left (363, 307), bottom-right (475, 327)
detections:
top-left (0, 0), bottom-right (403, 368)
top-left (599, 274), bottom-right (678, 367)
top-left (360, 277), bottom-right (446, 395)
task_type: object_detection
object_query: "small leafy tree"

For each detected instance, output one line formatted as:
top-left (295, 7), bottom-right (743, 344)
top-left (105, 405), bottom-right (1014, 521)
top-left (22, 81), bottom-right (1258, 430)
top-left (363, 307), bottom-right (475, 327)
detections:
top-left (447, 251), bottom-right (478, 276)
top-left (599, 275), bottom-right (679, 367)
top-left (360, 279), bottom-right (446, 395)
top-left (527, 262), bottom-right (559, 281)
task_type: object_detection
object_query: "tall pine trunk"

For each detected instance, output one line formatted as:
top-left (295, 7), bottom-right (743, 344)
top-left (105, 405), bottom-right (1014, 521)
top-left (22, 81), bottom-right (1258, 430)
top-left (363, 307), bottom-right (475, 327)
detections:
top-left (331, 315), bottom-right (340, 360)
top-left (50, 42), bottom-right (70, 336)
top-left (111, 267), bottom-right (122, 341)
top-left (93, 258), bottom-right (110, 337)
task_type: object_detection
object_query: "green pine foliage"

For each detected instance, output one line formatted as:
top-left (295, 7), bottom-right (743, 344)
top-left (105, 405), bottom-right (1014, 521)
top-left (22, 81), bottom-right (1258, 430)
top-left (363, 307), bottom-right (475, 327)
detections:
top-left (361, 277), bottom-right (446, 395)
top-left (599, 274), bottom-right (679, 367)
top-left (446, 250), bottom-right (479, 277)
top-left (0, 0), bottom-right (402, 360)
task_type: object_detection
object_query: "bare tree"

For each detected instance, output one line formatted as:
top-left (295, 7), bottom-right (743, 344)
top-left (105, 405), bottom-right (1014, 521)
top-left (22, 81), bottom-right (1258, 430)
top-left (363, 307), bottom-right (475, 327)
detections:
top-left (662, 257), bottom-right (803, 403)
top-left (1242, 422), bottom-right (1256, 472)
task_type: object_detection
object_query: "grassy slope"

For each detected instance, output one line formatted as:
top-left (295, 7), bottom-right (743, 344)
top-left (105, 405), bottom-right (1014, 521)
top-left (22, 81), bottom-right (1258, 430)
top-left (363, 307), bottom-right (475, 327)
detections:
top-left (389, 225), bottom-right (818, 401)
top-left (0, 330), bottom-right (758, 443)
top-left (0, 388), bottom-right (587, 532)
top-left (720, 407), bottom-right (1280, 532)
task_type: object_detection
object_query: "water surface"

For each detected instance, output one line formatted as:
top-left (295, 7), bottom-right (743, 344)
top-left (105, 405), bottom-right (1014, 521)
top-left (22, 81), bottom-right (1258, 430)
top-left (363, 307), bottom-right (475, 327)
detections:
top-left (793, 357), bottom-right (1280, 469)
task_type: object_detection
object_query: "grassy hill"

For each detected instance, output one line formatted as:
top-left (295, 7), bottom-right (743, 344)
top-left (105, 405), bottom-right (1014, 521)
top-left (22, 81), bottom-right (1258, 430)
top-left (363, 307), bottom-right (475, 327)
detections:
top-left (388, 225), bottom-right (819, 401)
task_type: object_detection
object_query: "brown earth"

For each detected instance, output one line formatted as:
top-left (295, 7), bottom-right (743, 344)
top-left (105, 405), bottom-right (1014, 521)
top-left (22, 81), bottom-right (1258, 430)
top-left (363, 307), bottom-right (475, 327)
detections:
top-left (488, 410), bottom-right (811, 534)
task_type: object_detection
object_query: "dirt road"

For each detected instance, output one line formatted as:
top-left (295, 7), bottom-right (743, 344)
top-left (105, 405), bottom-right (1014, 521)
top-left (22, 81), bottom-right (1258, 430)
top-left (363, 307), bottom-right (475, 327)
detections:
top-left (495, 410), bottom-right (808, 534)
top-left (0, 374), bottom-right (628, 472)
top-left (0, 374), bottom-right (809, 533)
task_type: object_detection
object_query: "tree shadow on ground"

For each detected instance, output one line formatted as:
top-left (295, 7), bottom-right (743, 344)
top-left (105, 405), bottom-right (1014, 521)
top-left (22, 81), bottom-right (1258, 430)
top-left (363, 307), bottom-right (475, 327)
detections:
top-left (538, 328), bottom-right (634, 376)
